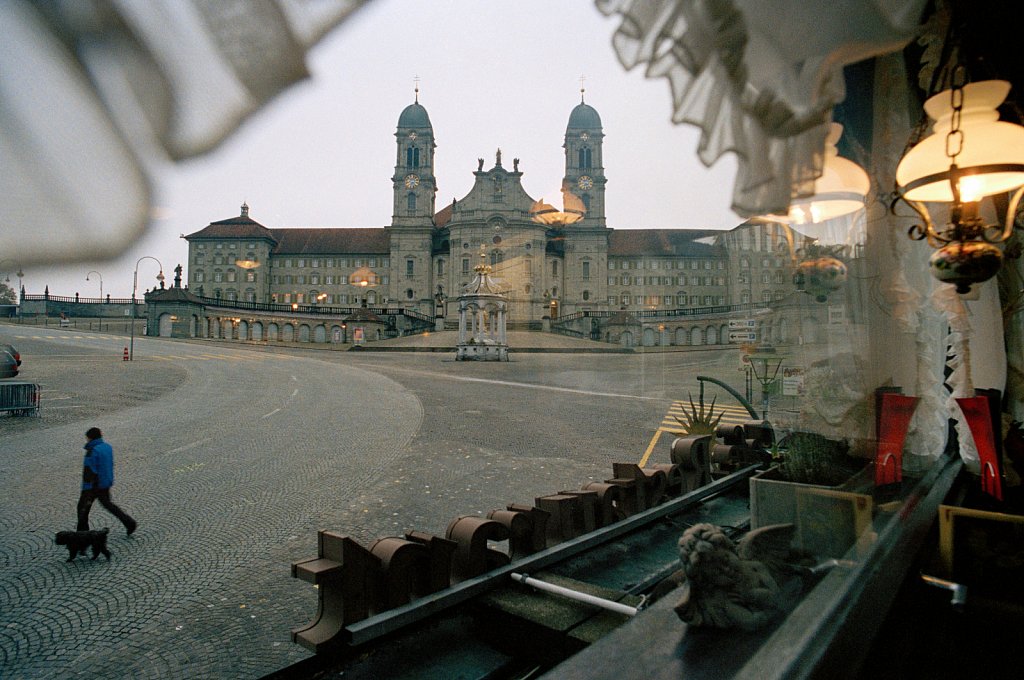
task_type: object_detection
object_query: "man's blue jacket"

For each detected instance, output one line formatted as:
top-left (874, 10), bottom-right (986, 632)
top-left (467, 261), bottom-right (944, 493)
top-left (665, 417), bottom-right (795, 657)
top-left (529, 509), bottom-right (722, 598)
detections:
top-left (82, 438), bottom-right (114, 490)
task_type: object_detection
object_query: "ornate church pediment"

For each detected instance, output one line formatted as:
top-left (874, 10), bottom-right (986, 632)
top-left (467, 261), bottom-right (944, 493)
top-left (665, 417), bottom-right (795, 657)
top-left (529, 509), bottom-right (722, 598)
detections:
top-left (455, 148), bottom-right (536, 215)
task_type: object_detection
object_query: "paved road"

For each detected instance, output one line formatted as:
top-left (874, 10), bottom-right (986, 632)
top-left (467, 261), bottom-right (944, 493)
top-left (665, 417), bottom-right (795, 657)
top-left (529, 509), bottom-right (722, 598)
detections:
top-left (0, 327), bottom-right (738, 678)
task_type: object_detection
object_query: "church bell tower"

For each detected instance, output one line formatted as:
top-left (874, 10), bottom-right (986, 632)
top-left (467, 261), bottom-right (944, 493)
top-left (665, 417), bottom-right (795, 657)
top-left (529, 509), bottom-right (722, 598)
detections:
top-left (392, 87), bottom-right (437, 227)
top-left (562, 89), bottom-right (606, 227)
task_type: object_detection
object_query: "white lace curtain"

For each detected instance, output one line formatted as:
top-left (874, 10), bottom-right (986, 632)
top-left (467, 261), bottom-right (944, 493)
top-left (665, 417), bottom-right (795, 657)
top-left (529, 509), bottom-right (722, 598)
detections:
top-left (595, 0), bottom-right (926, 218)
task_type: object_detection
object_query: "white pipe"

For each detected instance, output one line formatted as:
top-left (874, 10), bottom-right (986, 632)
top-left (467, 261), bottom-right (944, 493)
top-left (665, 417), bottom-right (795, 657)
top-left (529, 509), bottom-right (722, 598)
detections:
top-left (510, 572), bottom-right (638, 617)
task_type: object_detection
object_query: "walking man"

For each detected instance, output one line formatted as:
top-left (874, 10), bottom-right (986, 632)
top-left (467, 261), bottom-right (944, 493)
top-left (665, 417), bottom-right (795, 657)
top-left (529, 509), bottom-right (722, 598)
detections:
top-left (77, 427), bottom-right (137, 535)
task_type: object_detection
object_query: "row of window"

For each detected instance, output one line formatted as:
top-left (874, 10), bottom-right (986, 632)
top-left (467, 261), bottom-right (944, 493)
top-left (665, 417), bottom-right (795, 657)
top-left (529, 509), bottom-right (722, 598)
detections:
top-left (194, 254), bottom-right (257, 266)
top-left (194, 268), bottom-right (783, 291)
top-left (602, 290), bottom-right (784, 306)
top-left (194, 246), bottom-right (787, 274)
top-left (739, 256), bottom-right (788, 269)
top-left (276, 257), bottom-right (389, 269)
top-left (608, 259), bottom-right (724, 271)
top-left (271, 292), bottom-right (381, 305)
top-left (193, 271), bottom-right (257, 283)
top-left (428, 257), bottom-right (580, 280)
top-left (272, 274), bottom-right (392, 286)
top-left (737, 271), bottom-right (789, 284)
top-left (608, 294), bottom-right (727, 307)
top-left (195, 242), bottom-right (248, 250)
top-left (608, 275), bottom-right (726, 287)
top-left (203, 287), bottom-right (780, 309)
top-left (739, 290), bottom-right (788, 303)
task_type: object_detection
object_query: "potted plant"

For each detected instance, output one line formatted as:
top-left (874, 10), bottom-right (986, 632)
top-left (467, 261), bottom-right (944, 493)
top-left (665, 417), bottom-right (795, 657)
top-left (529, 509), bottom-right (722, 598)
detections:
top-left (749, 431), bottom-right (874, 558)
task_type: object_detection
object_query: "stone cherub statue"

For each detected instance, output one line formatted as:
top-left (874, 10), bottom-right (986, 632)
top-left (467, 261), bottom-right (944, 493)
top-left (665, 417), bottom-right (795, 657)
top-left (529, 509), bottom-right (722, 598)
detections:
top-left (672, 523), bottom-right (808, 631)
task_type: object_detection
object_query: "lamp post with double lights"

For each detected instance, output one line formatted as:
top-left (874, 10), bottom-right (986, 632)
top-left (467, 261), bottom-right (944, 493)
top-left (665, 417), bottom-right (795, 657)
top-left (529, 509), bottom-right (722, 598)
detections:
top-left (129, 256), bottom-right (164, 361)
top-left (86, 270), bottom-right (103, 300)
top-left (0, 259), bottom-right (25, 321)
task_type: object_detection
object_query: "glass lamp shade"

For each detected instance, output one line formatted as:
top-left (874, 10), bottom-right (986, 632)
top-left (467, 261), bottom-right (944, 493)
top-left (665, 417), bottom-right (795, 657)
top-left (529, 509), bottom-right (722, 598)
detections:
top-left (349, 266), bottom-right (378, 286)
top-left (530, 184), bottom-right (587, 226)
top-left (896, 80), bottom-right (1024, 202)
top-left (529, 198), bottom-right (584, 226)
top-left (773, 124), bottom-right (869, 225)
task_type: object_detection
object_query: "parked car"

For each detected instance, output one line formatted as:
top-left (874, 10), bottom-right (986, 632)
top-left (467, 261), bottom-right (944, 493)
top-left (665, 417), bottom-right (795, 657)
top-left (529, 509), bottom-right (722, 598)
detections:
top-left (3, 343), bottom-right (21, 366)
top-left (1, 348), bottom-right (18, 379)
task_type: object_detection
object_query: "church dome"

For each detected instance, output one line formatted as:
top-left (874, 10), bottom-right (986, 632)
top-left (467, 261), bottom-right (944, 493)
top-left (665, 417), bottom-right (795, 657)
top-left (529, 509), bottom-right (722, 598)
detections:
top-left (398, 102), bottom-right (432, 129)
top-left (567, 102), bottom-right (602, 130)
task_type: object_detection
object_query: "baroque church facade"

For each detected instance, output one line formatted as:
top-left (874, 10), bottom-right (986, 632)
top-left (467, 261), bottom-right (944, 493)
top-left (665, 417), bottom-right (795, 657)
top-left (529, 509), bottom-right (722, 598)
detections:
top-left (184, 97), bottom-right (799, 324)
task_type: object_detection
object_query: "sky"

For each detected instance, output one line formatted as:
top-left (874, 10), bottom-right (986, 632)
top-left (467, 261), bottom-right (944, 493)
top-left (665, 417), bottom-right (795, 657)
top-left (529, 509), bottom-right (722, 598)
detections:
top-left (20, 0), bottom-right (741, 300)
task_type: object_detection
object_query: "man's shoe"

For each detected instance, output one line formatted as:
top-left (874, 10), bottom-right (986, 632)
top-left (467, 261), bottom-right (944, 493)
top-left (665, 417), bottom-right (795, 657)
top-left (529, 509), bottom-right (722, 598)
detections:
top-left (126, 520), bottom-right (137, 536)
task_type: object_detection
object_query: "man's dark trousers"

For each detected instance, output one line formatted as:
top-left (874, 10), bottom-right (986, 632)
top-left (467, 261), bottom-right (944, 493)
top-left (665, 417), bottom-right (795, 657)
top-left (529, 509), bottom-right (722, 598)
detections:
top-left (77, 488), bottom-right (135, 531)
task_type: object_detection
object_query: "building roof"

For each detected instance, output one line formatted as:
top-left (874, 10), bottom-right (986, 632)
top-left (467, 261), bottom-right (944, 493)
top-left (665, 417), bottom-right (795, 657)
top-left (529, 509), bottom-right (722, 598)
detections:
top-left (608, 230), bottom-right (725, 257)
top-left (434, 202), bottom-right (453, 228)
top-left (185, 204), bottom-right (277, 242)
top-left (270, 228), bottom-right (390, 255)
top-left (567, 102), bottom-right (602, 129)
top-left (186, 208), bottom-right (732, 259)
top-left (398, 102), bottom-right (432, 129)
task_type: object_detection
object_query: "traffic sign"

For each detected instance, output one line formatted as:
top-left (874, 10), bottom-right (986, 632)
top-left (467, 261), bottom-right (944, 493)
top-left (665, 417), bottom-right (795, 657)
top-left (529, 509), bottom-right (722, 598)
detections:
top-left (728, 319), bottom-right (756, 329)
top-left (729, 331), bottom-right (757, 342)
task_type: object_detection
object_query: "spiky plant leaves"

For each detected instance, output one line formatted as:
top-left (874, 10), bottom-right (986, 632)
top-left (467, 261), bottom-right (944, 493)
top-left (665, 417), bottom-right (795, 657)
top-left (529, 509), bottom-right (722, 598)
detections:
top-left (673, 393), bottom-right (724, 435)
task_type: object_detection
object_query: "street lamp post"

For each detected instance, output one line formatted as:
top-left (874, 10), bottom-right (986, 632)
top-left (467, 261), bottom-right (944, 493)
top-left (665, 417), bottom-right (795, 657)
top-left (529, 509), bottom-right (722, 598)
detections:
top-left (0, 259), bottom-right (24, 319)
top-left (86, 270), bottom-right (103, 300)
top-left (746, 346), bottom-right (785, 420)
top-left (129, 256), bottom-right (164, 361)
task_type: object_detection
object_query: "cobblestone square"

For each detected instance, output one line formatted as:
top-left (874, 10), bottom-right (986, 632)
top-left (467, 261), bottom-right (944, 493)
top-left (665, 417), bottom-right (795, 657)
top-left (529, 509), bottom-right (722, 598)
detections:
top-left (0, 328), bottom-right (729, 678)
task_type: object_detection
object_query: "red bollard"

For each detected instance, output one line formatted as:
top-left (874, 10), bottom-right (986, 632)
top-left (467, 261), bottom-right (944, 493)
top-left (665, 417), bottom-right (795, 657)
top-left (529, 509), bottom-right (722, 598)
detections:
top-left (123, 347), bottom-right (129, 361)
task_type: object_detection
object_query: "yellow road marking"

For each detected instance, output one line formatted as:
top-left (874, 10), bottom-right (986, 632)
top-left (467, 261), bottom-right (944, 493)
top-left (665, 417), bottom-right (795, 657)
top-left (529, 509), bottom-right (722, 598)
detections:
top-left (639, 430), bottom-right (665, 468)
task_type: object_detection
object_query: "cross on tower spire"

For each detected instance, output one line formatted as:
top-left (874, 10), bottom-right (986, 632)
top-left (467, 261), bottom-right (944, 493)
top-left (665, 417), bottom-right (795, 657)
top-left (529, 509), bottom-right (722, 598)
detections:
top-left (414, 75), bottom-right (420, 103)
top-left (579, 74), bottom-right (586, 103)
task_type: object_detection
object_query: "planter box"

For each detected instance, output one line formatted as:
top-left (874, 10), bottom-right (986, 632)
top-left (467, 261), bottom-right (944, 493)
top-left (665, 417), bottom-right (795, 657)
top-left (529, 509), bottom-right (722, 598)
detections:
top-left (749, 465), bottom-right (873, 559)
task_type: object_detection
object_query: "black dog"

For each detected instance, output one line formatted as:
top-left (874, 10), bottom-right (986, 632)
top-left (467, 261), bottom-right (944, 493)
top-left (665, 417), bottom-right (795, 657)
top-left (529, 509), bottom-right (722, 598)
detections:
top-left (55, 528), bottom-right (111, 562)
